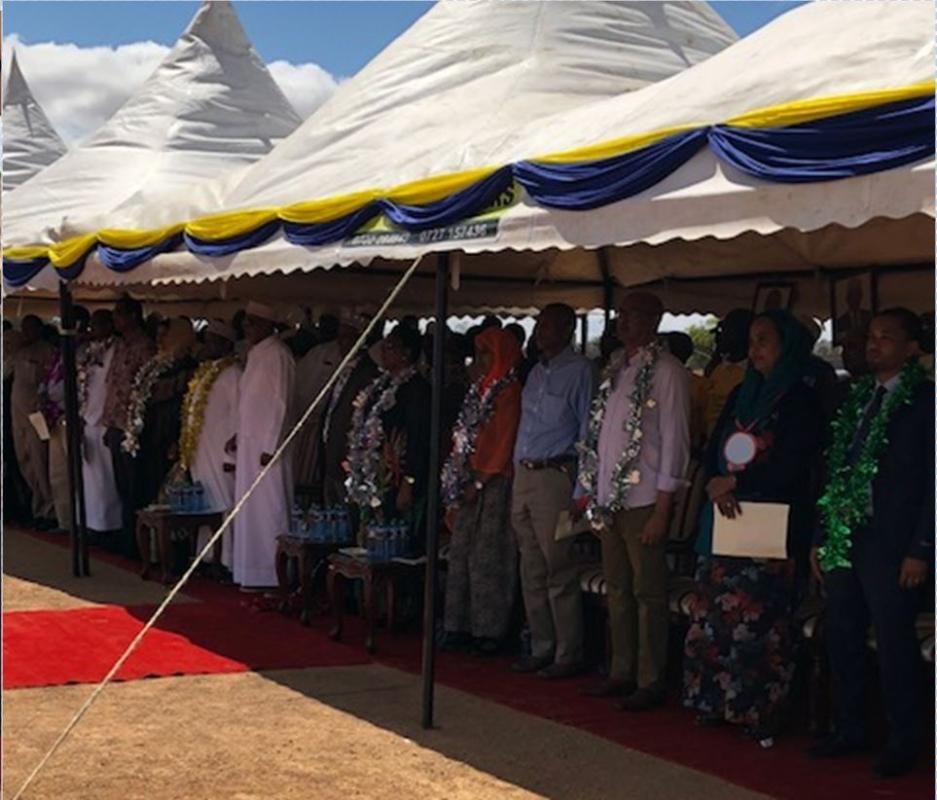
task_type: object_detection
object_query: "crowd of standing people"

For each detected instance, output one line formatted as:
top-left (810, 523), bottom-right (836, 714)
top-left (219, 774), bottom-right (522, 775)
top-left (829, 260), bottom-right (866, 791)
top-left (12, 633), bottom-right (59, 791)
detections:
top-left (3, 291), bottom-right (932, 778)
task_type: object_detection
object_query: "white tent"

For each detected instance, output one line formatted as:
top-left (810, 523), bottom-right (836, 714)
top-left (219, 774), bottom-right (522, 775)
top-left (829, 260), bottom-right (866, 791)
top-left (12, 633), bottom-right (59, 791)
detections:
top-left (7, 0), bottom-right (738, 307)
top-left (2, 51), bottom-right (68, 192)
top-left (3, 0), bottom-right (302, 249)
top-left (137, 1), bottom-right (934, 316)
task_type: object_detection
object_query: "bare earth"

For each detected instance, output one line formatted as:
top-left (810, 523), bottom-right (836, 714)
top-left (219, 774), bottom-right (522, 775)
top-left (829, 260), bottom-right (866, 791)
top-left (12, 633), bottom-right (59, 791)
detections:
top-left (3, 530), bottom-right (768, 800)
top-left (3, 529), bottom-right (192, 611)
top-left (3, 666), bottom-right (768, 800)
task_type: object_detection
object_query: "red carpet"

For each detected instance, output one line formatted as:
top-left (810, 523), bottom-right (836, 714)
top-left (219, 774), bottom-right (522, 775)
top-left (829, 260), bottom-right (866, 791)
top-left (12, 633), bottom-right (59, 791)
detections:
top-left (3, 602), bottom-right (369, 690)
top-left (5, 528), bottom-right (932, 799)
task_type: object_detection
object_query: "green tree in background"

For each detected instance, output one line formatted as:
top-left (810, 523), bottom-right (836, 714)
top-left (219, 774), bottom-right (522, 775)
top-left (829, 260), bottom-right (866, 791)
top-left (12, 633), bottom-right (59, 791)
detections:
top-left (685, 317), bottom-right (717, 373)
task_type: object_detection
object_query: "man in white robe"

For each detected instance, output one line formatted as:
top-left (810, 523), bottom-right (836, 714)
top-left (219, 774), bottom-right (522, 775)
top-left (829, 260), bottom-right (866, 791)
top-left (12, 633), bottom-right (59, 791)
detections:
top-left (189, 321), bottom-right (242, 568)
top-left (81, 310), bottom-right (123, 533)
top-left (292, 310), bottom-right (366, 490)
top-left (232, 302), bottom-right (295, 589)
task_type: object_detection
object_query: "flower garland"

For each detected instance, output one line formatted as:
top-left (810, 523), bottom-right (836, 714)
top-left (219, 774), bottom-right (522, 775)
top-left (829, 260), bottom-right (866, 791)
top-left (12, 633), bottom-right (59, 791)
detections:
top-left (76, 336), bottom-right (114, 414)
top-left (178, 356), bottom-right (239, 472)
top-left (345, 367), bottom-right (417, 510)
top-left (577, 341), bottom-right (661, 529)
top-left (441, 369), bottom-right (517, 507)
top-left (817, 359), bottom-right (926, 571)
top-left (121, 353), bottom-right (175, 457)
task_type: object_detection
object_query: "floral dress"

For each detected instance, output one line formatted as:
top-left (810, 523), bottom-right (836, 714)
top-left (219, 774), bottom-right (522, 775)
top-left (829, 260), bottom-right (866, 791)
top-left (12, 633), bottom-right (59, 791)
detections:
top-left (683, 382), bottom-right (821, 733)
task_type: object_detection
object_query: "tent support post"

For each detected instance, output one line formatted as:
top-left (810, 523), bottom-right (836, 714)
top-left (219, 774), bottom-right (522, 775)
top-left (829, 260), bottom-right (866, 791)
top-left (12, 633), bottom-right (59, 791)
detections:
top-left (58, 281), bottom-right (89, 576)
top-left (421, 252), bottom-right (449, 730)
top-left (579, 314), bottom-right (588, 354)
top-left (598, 248), bottom-right (613, 328)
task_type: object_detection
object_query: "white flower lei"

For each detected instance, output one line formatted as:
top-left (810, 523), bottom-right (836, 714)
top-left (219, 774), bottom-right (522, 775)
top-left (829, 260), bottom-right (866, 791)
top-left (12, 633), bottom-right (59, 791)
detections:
top-left (576, 341), bottom-right (661, 528)
top-left (441, 369), bottom-right (517, 507)
top-left (345, 366), bottom-right (417, 510)
top-left (76, 337), bottom-right (114, 415)
top-left (121, 353), bottom-right (175, 457)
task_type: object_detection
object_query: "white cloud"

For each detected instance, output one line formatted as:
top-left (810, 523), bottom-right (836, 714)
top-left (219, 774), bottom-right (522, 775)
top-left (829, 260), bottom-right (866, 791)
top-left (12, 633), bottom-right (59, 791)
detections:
top-left (2, 35), bottom-right (335, 144)
top-left (268, 60), bottom-right (338, 120)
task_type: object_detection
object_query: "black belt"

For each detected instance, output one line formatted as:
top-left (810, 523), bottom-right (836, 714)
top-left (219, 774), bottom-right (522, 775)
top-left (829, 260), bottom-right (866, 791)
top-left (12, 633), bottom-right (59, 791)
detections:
top-left (520, 456), bottom-right (577, 472)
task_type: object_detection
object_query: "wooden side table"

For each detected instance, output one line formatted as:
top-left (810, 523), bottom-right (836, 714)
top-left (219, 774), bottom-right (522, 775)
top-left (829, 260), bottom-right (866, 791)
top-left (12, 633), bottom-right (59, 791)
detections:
top-left (274, 536), bottom-right (340, 625)
top-left (327, 552), bottom-right (425, 653)
top-left (135, 508), bottom-right (224, 584)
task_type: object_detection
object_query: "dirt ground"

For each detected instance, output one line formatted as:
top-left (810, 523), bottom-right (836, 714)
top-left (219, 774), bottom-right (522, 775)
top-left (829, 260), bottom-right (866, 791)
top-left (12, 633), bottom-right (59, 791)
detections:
top-left (3, 666), bottom-right (767, 800)
top-left (3, 529), bottom-right (192, 611)
top-left (3, 529), bottom-right (767, 800)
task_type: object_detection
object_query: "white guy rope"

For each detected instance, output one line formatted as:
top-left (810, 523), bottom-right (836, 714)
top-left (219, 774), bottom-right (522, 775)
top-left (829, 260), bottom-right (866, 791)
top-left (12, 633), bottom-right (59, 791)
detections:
top-left (12, 254), bottom-right (424, 800)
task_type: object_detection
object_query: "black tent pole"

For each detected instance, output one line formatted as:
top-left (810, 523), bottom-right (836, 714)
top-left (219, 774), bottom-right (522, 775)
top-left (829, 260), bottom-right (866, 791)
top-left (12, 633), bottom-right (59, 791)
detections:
top-left (421, 251), bottom-right (449, 729)
top-left (58, 281), bottom-right (82, 577)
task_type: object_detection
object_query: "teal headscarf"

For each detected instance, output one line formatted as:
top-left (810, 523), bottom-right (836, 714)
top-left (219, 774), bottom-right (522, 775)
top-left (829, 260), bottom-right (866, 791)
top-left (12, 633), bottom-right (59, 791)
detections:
top-left (732, 309), bottom-right (811, 428)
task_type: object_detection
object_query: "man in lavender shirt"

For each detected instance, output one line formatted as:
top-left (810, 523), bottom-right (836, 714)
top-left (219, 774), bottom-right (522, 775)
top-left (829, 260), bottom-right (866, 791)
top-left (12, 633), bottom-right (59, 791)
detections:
top-left (580, 292), bottom-right (690, 710)
top-left (511, 304), bottom-right (596, 679)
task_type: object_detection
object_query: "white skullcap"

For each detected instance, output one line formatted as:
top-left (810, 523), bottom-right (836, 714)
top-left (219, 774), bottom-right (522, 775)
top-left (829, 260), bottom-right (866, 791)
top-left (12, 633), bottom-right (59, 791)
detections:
top-left (246, 301), bottom-right (278, 322)
top-left (206, 319), bottom-right (237, 342)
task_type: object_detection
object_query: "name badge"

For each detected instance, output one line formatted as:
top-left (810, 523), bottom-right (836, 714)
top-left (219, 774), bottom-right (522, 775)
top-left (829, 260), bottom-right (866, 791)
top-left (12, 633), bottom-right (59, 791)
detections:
top-left (724, 431), bottom-right (758, 471)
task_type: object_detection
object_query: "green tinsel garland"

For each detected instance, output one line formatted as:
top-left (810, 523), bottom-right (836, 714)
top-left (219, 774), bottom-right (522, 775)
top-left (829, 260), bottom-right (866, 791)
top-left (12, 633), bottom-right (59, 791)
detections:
top-left (817, 359), bottom-right (925, 571)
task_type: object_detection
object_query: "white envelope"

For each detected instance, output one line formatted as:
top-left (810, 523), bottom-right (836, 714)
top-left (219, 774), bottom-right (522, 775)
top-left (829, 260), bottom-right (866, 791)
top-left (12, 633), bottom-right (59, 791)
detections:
top-left (712, 501), bottom-right (789, 560)
top-left (28, 412), bottom-right (51, 442)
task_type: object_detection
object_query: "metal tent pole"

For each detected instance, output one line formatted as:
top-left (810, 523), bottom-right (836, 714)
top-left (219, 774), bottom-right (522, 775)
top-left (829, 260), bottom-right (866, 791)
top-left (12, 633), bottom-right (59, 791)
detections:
top-left (58, 282), bottom-right (86, 576)
top-left (421, 252), bottom-right (449, 729)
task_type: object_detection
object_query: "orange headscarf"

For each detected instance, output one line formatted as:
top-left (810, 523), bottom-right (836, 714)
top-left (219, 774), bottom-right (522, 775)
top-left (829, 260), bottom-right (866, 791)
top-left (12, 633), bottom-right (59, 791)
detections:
top-left (476, 326), bottom-right (522, 392)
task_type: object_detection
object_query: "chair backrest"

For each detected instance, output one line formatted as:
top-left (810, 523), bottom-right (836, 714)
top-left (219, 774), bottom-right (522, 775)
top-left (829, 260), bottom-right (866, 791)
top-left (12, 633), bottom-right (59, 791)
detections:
top-left (668, 458), bottom-right (703, 546)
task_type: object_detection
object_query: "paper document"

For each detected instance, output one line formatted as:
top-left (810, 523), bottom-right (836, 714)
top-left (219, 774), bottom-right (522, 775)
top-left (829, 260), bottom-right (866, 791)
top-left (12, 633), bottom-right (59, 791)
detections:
top-left (712, 502), bottom-right (789, 560)
top-left (28, 412), bottom-right (51, 442)
top-left (555, 510), bottom-right (592, 541)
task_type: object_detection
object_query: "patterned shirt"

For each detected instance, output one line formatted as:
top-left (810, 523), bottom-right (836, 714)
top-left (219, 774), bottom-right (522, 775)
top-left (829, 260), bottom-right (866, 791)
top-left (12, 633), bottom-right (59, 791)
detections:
top-left (101, 329), bottom-right (155, 431)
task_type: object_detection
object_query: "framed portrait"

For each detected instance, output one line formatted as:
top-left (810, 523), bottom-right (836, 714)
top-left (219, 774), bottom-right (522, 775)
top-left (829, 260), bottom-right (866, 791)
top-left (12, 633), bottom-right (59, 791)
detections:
top-left (831, 271), bottom-right (876, 347)
top-left (752, 282), bottom-right (794, 314)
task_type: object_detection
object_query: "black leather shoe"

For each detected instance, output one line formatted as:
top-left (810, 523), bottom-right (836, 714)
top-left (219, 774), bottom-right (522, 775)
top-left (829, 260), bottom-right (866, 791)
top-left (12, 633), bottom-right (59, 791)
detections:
top-left (873, 749), bottom-right (916, 778)
top-left (613, 686), bottom-right (666, 712)
top-left (536, 661), bottom-right (585, 680)
top-left (510, 655), bottom-right (552, 674)
top-left (580, 679), bottom-right (636, 698)
top-left (807, 735), bottom-right (867, 760)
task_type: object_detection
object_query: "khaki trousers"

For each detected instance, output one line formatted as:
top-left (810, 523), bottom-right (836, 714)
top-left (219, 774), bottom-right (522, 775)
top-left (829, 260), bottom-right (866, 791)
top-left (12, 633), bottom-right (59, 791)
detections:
top-left (49, 419), bottom-right (71, 530)
top-left (511, 466), bottom-right (583, 665)
top-left (12, 413), bottom-right (53, 520)
top-left (601, 505), bottom-right (669, 689)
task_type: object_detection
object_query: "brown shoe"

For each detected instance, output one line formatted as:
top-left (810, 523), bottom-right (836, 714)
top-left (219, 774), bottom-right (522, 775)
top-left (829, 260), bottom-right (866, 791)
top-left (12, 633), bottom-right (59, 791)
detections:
top-left (536, 662), bottom-right (585, 680)
top-left (510, 655), bottom-right (552, 674)
top-left (580, 679), bottom-right (636, 698)
top-left (612, 686), bottom-right (666, 711)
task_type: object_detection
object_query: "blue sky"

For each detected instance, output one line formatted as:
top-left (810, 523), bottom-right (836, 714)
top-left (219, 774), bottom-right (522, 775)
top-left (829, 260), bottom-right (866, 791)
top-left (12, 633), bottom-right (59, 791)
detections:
top-left (6, 1), bottom-right (803, 78)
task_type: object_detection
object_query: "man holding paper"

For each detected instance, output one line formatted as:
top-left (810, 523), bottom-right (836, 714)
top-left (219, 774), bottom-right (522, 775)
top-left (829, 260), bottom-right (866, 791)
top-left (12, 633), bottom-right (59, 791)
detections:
top-left (809, 308), bottom-right (933, 778)
top-left (682, 310), bottom-right (822, 746)
top-left (578, 292), bottom-right (690, 710)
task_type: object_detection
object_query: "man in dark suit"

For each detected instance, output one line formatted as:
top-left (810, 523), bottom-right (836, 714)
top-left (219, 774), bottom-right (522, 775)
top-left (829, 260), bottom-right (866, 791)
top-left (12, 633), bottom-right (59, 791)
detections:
top-left (809, 308), bottom-right (933, 778)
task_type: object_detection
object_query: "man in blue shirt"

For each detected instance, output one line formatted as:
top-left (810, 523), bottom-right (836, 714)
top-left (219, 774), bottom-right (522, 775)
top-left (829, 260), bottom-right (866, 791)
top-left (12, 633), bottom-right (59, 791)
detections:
top-left (511, 304), bottom-right (595, 678)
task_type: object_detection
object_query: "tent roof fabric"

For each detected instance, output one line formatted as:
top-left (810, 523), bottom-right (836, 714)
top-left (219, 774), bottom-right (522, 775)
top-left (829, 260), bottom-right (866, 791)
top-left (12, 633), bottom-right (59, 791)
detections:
top-left (3, 0), bottom-right (302, 249)
top-left (2, 52), bottom-right (68, 192)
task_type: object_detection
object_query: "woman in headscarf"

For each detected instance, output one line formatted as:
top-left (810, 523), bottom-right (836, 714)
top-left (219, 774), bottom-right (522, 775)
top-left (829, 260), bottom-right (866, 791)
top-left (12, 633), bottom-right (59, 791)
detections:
top-left (125, 317), bottom-right (198, 511)
top-left (683, 310), bottom-right (823, 746)
top-left (441, 327), bottom-right (523, 655)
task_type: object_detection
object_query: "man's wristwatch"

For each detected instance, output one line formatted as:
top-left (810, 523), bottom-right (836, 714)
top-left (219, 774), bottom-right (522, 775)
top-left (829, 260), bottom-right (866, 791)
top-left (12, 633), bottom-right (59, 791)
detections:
top-left (404, 475), bottom-right (416, 486)
top-left (473, 479), bottom-right (484, 491)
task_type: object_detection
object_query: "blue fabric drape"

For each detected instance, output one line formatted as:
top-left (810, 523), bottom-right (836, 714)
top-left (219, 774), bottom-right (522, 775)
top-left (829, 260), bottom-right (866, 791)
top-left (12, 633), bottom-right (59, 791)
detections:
top-left (513, 129), bottom-right (708, 210)
top-left (380, 167), bottom-right (514, 230)
top-left (97, 233), bottom-right (184, 272)
top-left (184, 220), bottom-right (282, 257)
top-left (3, 258), bottom-right (49, 288)
top-left (709, 95), bottom-right (934, 182)
top-left (284, 203), bottom-right (381, 247)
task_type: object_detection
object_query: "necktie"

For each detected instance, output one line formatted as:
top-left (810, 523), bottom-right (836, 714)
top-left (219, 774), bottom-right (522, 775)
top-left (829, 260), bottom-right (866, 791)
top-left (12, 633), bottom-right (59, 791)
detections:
top-left (847, 386), bottom-right (886, 466)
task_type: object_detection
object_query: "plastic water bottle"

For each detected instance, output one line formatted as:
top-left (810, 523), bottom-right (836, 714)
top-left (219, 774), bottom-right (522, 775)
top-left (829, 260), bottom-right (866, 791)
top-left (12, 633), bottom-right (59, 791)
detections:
top-left (366, 527), bottom-right (378, 561)
top-left (290, 505), bottom-right (303, 537)
top-left (193, 482), bottom-right (205, 512)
